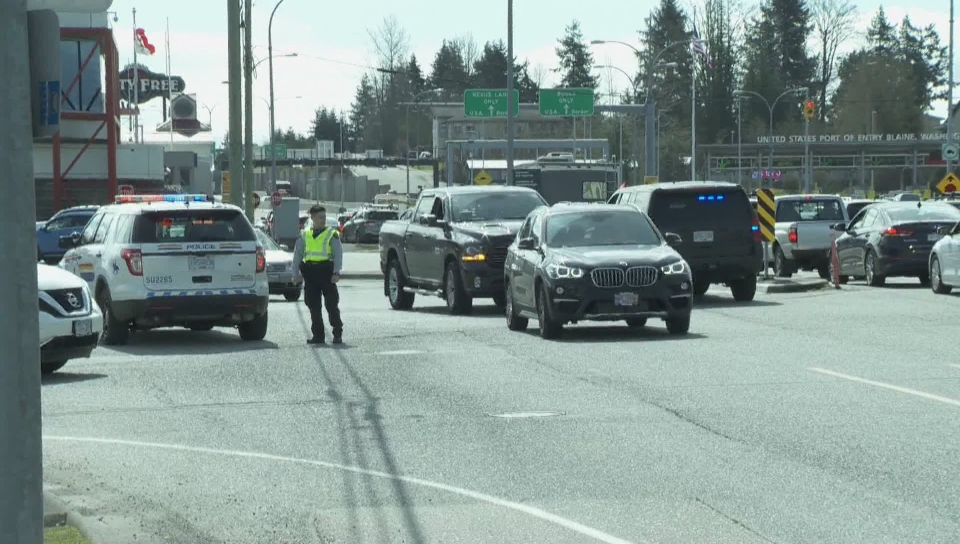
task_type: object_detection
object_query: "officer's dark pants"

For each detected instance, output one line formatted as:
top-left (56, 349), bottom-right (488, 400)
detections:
top-left (300, 261), bottom-right (343, 339)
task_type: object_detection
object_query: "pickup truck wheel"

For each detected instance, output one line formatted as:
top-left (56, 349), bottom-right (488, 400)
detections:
top-left (387, 260), bottom-right (415, 310)
top-left (444, 262), bottom-right (473, 315)
top-left (773, 246), bottom-right (794, 278)
top-left (729, 275), bottom-right (757, 302)
top-left (864, 250), bottom-right (886, 287)
top-left (931, 256), bottom-right (952, 294)
top-left (504, 284), bottom-right (528, 331)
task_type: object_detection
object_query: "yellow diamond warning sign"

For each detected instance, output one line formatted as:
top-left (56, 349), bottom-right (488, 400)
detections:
top-left (474, 170), bottom-right (492, 185)
top-left (937, 172), bottom-right (960, 194)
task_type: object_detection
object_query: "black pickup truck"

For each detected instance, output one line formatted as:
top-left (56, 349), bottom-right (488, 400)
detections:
top-left (379, 186), bottom-right (548, 314)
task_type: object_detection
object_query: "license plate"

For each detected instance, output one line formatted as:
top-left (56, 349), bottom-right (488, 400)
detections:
top-left (73, 319), bottom-right (92, 337)
top-left (189, 256), bottom-right (215, 271)
top-left (693, 230), bottom-right (714, 243)
top-left (614, 292), bottom-right (640, 306)
top-left (929, 233), bottom-right (942, 242)
top-left (268, 274), bottom-right (280, 282)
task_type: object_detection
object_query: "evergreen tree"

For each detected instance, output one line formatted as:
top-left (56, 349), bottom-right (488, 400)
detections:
top-left (697, 0), bottom-right (740, 145)
top-left (865, 7), bottom-right (897, 55)
top-left (832, 51), bottom-right (921, 135)
top-left (555, 20), bottom-right (598, 88)
top-left (429, 40), bottom-right (469, 100)
top-left (472, 41), bottom-right (510, 88)
top-left (310, 107), bottom-right (347, 152)
top-left (897, 17), bottom-right (948, 109)
top-left (405, 54), bottom-right (426, 97)
top-left (349, 73), bottom-right (378, 151)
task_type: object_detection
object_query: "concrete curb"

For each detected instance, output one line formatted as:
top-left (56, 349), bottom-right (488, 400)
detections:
top-left (44, 490), bottom-right (97, 542)
top-left (758, 279), bottom-right (830, 294)
top-left (340, 271), bottom-right (383, 280)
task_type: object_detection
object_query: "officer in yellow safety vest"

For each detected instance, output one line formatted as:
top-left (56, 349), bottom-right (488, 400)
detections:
top-left (292, 204), bottom-right (344, 344)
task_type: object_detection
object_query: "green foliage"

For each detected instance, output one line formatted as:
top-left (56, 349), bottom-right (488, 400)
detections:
top-left (555, 20), bottom-right (598, 89)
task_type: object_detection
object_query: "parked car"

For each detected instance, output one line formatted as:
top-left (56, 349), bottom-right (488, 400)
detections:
top-left (38, 262), bottom-right (104, 374)
top-left (36, 205), bottom-right (99, 264)
top-left (256, 229), bottom-right (302, 301)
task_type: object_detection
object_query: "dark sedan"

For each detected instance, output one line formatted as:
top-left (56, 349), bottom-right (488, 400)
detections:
top-left (832, 201), bottom-right (960, 286)
top-left (341, 208), bottom-right (398, 243)
top-left (503, 203), bottom-right (694, 339)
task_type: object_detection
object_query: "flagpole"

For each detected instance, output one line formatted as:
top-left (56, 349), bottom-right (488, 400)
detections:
top-left (166, 17), bottom-right (173, 148)
top-left (132, 7), bottom-right (139, 143)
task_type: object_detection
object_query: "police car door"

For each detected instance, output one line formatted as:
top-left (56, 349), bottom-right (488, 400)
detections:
top-left (136, 208), bottom-right (259, 294)
top-left (63, 212), bottom-right (105, 286)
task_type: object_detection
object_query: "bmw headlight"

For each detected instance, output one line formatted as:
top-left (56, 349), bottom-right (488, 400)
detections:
top-left (461, 244), bottom-right (486, 262)
top-left (546, 262), bottom-right (584, 279)
top-left (661, 260), bottom-right (689, 275)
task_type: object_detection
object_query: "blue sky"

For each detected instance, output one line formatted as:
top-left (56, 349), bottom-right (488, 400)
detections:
top-left (118, 0), bottom-right (953, 144)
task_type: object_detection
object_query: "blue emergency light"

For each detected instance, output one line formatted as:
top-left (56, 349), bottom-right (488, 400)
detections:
top-left (697, 194), bottom-right (725, 201)
top-left (115, 194), bottom-right (211, 204)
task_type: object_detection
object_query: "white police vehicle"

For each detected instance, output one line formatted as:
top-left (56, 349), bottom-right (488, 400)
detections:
top-left (59, 194), bottom-right (270, 345)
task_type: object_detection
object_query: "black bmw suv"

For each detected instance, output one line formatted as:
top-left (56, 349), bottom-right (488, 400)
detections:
top-left (503, 203), bottom-right (694, 339)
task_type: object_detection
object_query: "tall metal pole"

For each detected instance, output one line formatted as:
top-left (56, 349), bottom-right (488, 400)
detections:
top-left (643, 80), bottom-right (656, 184)
top-left (242, 0), bottom-right (254, 217)
top-left (690, 51), bottom-right (697, 181)
top-left (268, 0), bottom-right (286, 193)
top-left (804, 88), bottom-right (811, 193)
top-left (506, 0), bottom-right (515, 185)
top-left (405, 105), bottom-right (411, 194)
top-left (227, 0), bottom-right (243, 205)
top-left (1, 1), bottom-right (43, 542)
top-left (948, 0), bottom-right (955, 175)
top-left (737, 98), bottom-right (742, 187)
top-left (132, 7), bottom-right (139, 143)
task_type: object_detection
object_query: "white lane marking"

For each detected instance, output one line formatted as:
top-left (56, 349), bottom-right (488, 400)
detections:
top-left (491, 412), bottom-right (565, 418)
top-left (373, 350), bottom-right (423, 356)
top-left (44, 435), bottom-right (637, 544)
top-left (948, 364), bottom-right (960, 371)
top-left (809, 367), bottom-right (960, 408)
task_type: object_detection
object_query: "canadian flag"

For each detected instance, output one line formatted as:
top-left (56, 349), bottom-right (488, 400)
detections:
top-left (620, 182), bottom-right (627, 189)
top-left (135, 28), bottom-right (156, 55)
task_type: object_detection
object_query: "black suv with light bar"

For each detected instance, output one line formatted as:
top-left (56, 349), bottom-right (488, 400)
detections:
top-left (502, 203), bottom-right (693, 339)
top-left (608, 181), bottom-right (763, 301)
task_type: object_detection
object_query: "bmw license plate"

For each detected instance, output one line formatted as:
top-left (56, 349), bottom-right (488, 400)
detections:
top-left (693, 230), bottom-right (714, 243)
top-left (73, 319), bottom-right (92, 337)
top-left (189, 256), bottom-right (215, 270)
top-left (614, 292), bottom-right (639, 306)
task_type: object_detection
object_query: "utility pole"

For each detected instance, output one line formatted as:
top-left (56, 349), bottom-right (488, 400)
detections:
top-left (242, 0), bottom-right (255, 220)
top-left (948, 0), bottom-right (955, 175)
top-left (643, 77), bottom-right (655, 185)
top-left (0, 1), bottom-right (43, 543)
top-left (505, 0), bottom-right (515, 185)
top-left (804, 87), bottom-right (811, 193)
top-left (227, 0), bottom-right (243, 207)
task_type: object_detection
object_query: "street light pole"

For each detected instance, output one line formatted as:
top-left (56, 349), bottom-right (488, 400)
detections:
top-left (227, 0), bottom-right (243, 205)
top-left (242, 0), bottom-right (254, 218)
top-left (948, 0), bottom-right (955, 175)
top-left (595, 64), bottom-right (639, 185)
top-left (736, 97), bottom-right (742, 187)
top-left (267, 0), bottom-right (286, 193)
top-left (506, 0), bottom-right (515, 185)
top-left (735, 87), bottom-right (805, 187)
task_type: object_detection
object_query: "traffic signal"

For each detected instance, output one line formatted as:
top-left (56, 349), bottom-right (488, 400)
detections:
top-left (803, 99), bottom-right (816, 121)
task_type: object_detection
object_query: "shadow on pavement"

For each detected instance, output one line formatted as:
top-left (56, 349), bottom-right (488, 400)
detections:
top-left (694, 295), bottom-right (782, 308)
top-left (550, 325), bottom-right (707, 343)
top-left (41, 372), bottom-right (107, 386)
top-left (413, 304), bottom-right (504, 318)
top-left (107, 330), bottom-right (280, 356)
top-left (294, 306), bottom-right (426, 544)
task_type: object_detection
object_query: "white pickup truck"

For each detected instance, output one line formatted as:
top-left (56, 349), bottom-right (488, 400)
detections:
top-left (766, 195), bottom-right (848, 278)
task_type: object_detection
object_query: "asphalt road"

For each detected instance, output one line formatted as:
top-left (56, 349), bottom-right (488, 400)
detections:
top-left (41, 276), bottom-right (960, 543)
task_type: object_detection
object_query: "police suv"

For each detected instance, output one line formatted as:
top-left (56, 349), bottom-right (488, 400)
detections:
top-left (59, 194), bottom-right (270, 345)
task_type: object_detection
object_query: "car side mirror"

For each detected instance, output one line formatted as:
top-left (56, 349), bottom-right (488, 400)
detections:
top-left (59, 231), bottom-right (81, 249)
top-left (517, 237), bottom-right (537, 250)
top-left (831, 222), bottom-right (847, 232)
top-left (279, 244), bottom-right (290, 251)
top-left (419, 214), bottom-right (438, 226)
top-left (663, 232), bottom-right (682, 247)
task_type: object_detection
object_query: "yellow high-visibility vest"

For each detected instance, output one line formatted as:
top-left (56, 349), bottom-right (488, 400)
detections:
top-left (302, 227), bottom-right (338, 262)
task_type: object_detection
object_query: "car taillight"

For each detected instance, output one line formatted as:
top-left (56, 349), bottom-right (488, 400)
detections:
top-left (885, 227), bottom-right (913, 236)
top-left (788, 224), bottom-right (798, 244)
top-left (121, 249), bottom-right (142, 276)
top-left (255, 247), bottom-right (266, 273)
top-left (752, 217), bottom-right (761, 242)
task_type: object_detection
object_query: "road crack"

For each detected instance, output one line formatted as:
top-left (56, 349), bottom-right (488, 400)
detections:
top-left (695, 497), bottom-right (779, 543)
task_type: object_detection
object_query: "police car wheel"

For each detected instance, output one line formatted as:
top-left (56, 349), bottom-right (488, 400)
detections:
top-left (238, 311), bottom-right (268, 341)
top-left (97, 288), bottom-right (130, 346)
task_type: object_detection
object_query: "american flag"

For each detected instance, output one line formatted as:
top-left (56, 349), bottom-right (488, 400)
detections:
top-left (690, 27), bottom-right (712, 67)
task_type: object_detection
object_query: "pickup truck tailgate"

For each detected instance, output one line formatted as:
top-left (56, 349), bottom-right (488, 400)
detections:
top-left (794, 222), bottom-right (837, 250)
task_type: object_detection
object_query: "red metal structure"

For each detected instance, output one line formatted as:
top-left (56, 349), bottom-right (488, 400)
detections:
top-left (53, 26), bottom-right (119, 212)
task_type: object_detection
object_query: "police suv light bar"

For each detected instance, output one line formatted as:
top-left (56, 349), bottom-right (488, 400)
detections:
top-left (115, 194), bottom-right (212, 204)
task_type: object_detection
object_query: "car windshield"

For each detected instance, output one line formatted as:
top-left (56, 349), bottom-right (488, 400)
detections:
top-left (777, 199), bottom-right (845, 222)
top-left (255, 230), bottom-right (282, 251)
top-left (546, 210), bottom-right (660, 247)
top-left (886, 204), bottom-right (960, 222)
top-left (133, 210), bottom-right (256, 243)
top-left (450, 192), bottom-right (545, 222)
